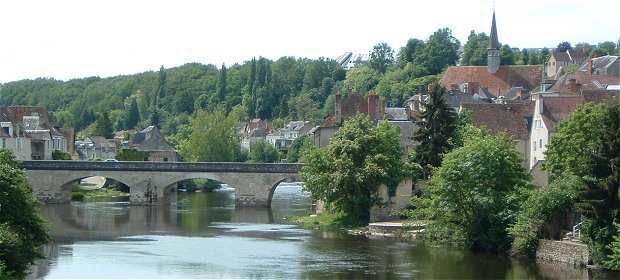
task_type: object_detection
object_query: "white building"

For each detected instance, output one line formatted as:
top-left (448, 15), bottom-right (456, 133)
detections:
top-left (0, 106), bottom-right (73, 160)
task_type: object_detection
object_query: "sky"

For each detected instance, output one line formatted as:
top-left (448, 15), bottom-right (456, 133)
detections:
top-left (0, 0), bottom-right (618, 83)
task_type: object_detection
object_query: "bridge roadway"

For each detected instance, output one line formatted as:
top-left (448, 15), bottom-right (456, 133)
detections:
top-left (21, 160), bottom-right (303, 207)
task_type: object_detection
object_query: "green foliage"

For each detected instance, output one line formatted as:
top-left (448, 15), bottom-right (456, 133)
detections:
top-left (52, 150), bottom-right (71, 160)
top-left (369, 42), bottom-right (394, 74)
top-left (71, 192), bottom-right (85, 201)
top-left (0, 150), bottom-right (49, 278)
top-left (343, 66), bottom-right (381, 94)
top-left (604, 224), bottom-right (620, 270)
top-left (461, 31), bottom-right (489, 66)
top-left (179, 109), bottom-right (240, 162)
top-left (545, 103), bottom-right (620, 264)
top-left (249, 140), bottom-right (280, 163)
top-left (293, 211), bottom-right (356, 230)
top-left (301, 115), bottom-right (407, 225)
top-left (500, 44), bottom-right (516, 65)
top-left (92, 111), bottom-right (113, 138)
top-left (115, 148), bottom-right (148, 161)
top-left (287, 136), bottom-right (314, 163)
top-left (125, 97), bottom-right (140, 129)
top-left (411, 132), bottom-right (530, 251)
top-left (397, 38), bottom-right (425, 67)
top-left (509, 174), bottom-right (581, 257)
top-left (413, 83), bottom-right (457, 176)
top-left (288, 94), bottom-right (320, 121)
top-left (417, 28), bottom-right (460, 75)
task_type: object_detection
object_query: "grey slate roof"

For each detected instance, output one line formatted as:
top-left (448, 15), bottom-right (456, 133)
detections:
top-left (130, 126), bottom-right (175, 152)
top-left (489, 11), bottom-right (500, 49)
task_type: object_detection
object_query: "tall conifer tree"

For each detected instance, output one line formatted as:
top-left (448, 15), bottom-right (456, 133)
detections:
top-left (414, 82), bottom-right (457, 176)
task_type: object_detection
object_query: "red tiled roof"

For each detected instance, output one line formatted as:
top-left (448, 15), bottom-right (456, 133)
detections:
top-left (541, 96), bottom-right (585, 131)
top-left (461, 102), bottom-right (534, 140)
top-left (441, 65), bottom-right (543, 97)
top-left (551, 71), bottom-right (620, 92)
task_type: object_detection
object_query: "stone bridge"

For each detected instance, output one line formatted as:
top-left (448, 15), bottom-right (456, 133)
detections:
top-left (21, 161), bottom-right (303, 207)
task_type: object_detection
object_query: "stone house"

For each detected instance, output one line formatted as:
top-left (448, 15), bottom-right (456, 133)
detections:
top-left (311, 91), bottom-right (382, 148)
top-left (581, 55), bottom-right (620, 76)
top-left (240, 119), bottom-right (272, 151)
top-left (551, 57), bottom-right (620, 93)
top-left (460, 102), bottom-right (534, 169)
top-left (0, 106), bottom-right (73, 160)
top-left (89, 136), bottom-right (117, 160)
top-left (266, 121), bottom-right (312, 152)
top-left (545, 48), bottom-right (588, 79)
top-left (129, 126), bottom-right (178, 162)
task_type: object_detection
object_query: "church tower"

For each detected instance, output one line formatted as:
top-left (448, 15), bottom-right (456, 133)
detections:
top-left (487, 11), bottom-right (501, 74)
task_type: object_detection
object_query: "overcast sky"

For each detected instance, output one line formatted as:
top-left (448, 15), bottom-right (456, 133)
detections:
top-left (0, 0), bottom-right (618, 82)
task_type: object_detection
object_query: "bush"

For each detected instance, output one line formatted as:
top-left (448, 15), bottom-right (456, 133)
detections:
top-left (249, 140), bottom-right (280, 163)
top-left (604, 224), bottom-right (620, 270)
top-left (509, 174), bottom-right (580, 257)
top-left (116, 148), bottom-right (149, 161)
top-left (52, 150), bottom-right (71, 160)
top-left (71, 192), bottom-right (85, 201)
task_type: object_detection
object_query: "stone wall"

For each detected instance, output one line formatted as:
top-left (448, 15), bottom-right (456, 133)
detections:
top-left (536, 239), bottom-right (590, 267)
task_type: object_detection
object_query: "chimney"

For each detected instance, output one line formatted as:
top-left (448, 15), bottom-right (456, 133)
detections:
top-left (567, 78), bottom-right (578, 93)
top-left (335, 91), bottom-right (342, 124)
top-left (588, 59), bottom-right (593, 75)
top-left (367, 92), bottom-right (380, 122)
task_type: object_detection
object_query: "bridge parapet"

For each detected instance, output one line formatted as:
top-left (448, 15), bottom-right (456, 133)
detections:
top-left (20, 160), bottom-right (303, 173)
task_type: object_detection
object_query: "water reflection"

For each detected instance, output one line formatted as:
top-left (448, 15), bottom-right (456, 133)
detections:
top-left (28, 185), bottom-right (612, 279)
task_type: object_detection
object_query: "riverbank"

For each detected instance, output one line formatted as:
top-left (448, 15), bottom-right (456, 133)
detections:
top-left (71, 188), bottom-right (129, 202)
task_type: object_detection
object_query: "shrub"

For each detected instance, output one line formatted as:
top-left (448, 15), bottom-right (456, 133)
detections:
top-left (509, 174), bottom-right (580, 257)
top-left (71, 192), bottom-right (85, 201)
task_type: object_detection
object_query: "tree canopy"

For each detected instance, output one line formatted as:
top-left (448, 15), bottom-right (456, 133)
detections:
top-left (301, 115), bottom-right (407, 225)
top-left (0, 150), bottom-right (49, 278)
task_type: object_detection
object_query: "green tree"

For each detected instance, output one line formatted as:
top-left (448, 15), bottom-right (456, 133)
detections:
top-left (287, 136), bottom-right (314, 163)
top-left (115, 148), bottom-right (149, 161)
top-left (249, 140), bottom-right (280, 163)
top-left (461, 31), bottom-right (489, 66)
top-left (557, 41), bottom-right (572, 52)
top-left (509, 174), bottom-right (581, 257)
top-left (125, 98), bottom-right (140, 129)
top-left (413, 132), bottom-right (530, 251)
top-left (0, 150), bottom-right (49, 278)
top-left (343, 66), bottom-right (381, 94)
top-left (413, 83), bottom-right (457, 176)
top-left (288, 94), bottom-right (319, 121)
top-left (397, 38), bottom-right (425, 66)
top-left (369, 42), bottom-right (394, 74)
top-left (545, 103), bottom-right (620, 264)
top-left (52, 150), bottom-right (71, 160)
top-left (92, 112), bottom-right (113, 138)
top-left (500, 44), bottom-right (516, 65)
top-left (419, 28), bottom-right (460, 74)
top-left (179, 109), bottom-right (240, 162)
top-left (301, 115), bottom-right (407, 225)
top-left (216, 63), bottom-right (228, 104)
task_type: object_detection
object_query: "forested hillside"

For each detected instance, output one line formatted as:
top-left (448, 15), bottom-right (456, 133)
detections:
top-left (4, 27), bottom-right (603, 139)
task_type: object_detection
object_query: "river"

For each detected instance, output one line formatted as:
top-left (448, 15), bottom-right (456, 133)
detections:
top-left (27, 185), bottom-right (611, 279)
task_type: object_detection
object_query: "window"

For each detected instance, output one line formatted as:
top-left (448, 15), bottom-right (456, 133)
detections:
top-left (535, 120), bottom-right (542, 128)
top-left (539, 139), bottom-right (543, 149)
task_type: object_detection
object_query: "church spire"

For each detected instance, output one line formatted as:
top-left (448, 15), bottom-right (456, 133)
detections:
top-left (487, 10), bottom-right (501, 74)
top-left (489, 11), bottom-right (500, 50)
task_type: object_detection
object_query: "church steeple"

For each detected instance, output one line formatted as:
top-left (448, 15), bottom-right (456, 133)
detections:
top-left (487, 10), bottom-right (501, 74)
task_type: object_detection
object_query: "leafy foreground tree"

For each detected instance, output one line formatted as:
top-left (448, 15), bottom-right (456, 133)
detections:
top-left (287, 136), bottom-right (314, 163)
top-left (509, 174), bottom-right (581, 257)
top-left (545, 103), bottom-right (620, 265)
top-left (410, 131), bottom-right (530, 252)
top-left (413, 82), bottom-right (457, 177)
top-left (249, 140), bottom-right (280, 163)
top-left (0, 150), bottom-right (49, 278)
top-left (179, 109), bottom-right (241, 162)
top-left (301, 115), bottom-right (407, 226)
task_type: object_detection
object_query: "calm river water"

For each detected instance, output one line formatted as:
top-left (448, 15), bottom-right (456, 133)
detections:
top-left (27, 185), bottom-right (612, 279)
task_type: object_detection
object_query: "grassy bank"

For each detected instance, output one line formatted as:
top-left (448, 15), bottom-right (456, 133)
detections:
top-left (71, 188), bottom-right (128, 201)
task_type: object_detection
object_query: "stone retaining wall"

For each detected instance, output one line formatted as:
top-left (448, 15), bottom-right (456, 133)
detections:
top-left (536, 239), bottom-right (590, 267)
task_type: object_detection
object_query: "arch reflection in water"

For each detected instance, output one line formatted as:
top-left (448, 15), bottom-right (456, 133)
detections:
top-left (29, 186), bottom-right (610, 279)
